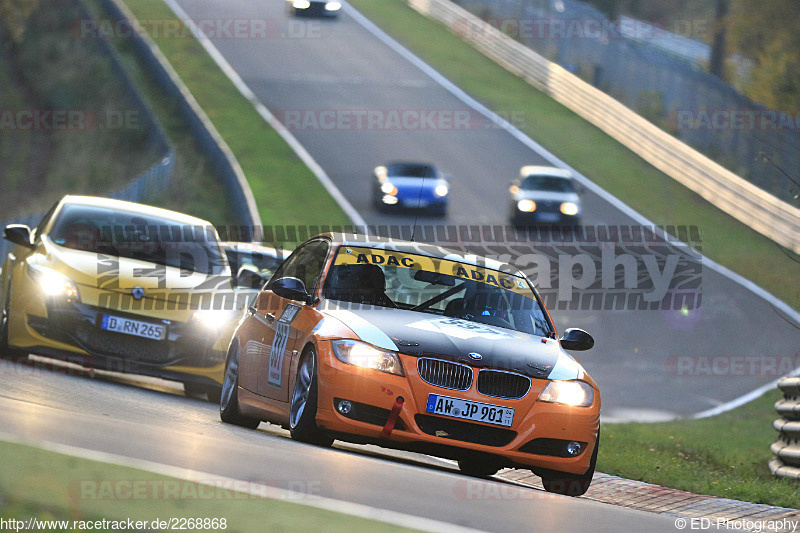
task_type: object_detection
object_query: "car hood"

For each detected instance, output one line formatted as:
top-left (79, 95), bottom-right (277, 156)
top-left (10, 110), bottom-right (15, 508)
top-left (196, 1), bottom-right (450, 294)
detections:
top-left (513, 190), bottom-right (579, 203)
top-left (39, 238), bottom-right (232, 295)
top-left (323, 303), bottom-right (584, 381)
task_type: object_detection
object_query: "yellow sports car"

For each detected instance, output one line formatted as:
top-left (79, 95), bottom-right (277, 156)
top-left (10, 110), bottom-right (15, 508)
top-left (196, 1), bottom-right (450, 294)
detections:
top-left (0, 195), bottom-right (243, 400)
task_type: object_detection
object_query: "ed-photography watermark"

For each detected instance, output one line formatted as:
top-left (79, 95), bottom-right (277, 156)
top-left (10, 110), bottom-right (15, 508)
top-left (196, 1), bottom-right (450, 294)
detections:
top-left (673, 516), bottom-right (798, 532)
top-left (62, 223), bottom-right (701, 312)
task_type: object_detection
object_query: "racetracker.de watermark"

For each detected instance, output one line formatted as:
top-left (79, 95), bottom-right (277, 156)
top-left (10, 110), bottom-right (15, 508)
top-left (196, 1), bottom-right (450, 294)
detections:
top-left (0, 109), bottom-right (140, 131)
top-left (70, 17), bottom-right (322, 40)
top-left (275, 109), bottom-right (525, 131)
top-left (70, 478), bottom-right (322, 501)
top-left (665, 356), bottom-right (800, 377)
top-left (453, 17), bottom-right (711, 42)
top-left (674, 109), bottom-right (800, 131)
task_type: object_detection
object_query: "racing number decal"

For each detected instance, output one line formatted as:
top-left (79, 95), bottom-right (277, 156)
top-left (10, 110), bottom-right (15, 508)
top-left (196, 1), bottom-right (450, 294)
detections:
top-left (267, 304), bottom-right (301, 387)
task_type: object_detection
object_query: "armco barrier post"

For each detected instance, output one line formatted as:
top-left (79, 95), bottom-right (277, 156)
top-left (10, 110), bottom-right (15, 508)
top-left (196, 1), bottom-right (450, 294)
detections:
top-left (769, 377), bottom-right (800, 480)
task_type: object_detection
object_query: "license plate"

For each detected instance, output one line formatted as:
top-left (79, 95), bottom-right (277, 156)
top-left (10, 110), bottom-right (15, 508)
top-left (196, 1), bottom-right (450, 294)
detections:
top-left (101, 315), bottom-right (166, 341)
top-left (426, 394), bottom-right (514, 427)
top-left (404, 198), bottom-right (428, 207)
top-left (537, 212), bottom-right (560, 222)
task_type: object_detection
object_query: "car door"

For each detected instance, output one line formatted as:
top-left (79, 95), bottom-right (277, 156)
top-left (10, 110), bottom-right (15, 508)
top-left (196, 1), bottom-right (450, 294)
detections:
top-left (254, 239), bottom-right (329, 401)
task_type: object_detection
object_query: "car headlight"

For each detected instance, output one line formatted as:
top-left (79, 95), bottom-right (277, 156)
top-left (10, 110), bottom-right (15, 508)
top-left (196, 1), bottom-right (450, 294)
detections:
top-left (381, 182), bottom-right (398, 196)
top-left (560, 202), bottom-right (579, 216)
top-left (293, 0), bottom-right (311, 8)
top-left (192, 309), bottom-right (241, 330)
top-left (27, 263), bottom-right (79, 300)
top-left (517, 199), bottom-right (536, 212)
top-left (538, 380), bottom-right (594, 407)
top-left (325, 1), bottom-right (342, 10)
top-left (434, 182), bottom-right (449, 197)
top-left (331, 339), bottom-right (404, 376)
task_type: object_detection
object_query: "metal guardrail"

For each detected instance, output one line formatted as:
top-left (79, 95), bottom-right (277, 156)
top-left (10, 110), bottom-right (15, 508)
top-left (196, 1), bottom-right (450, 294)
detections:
top-left (408, 0), bottom-right (800, 254)
top-left (770, 377), bottom-right (800, 480)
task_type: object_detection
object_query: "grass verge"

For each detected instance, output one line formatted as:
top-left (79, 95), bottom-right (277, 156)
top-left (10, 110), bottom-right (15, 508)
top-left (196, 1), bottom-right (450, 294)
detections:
top-left (0, 440), bottom-right (416, 532)
top-left (347, 0), bottom-right (800, 312)
top-left (599, 390), bottom-right (799, 508)
top-left (119, 0), bottom-right (351, 229)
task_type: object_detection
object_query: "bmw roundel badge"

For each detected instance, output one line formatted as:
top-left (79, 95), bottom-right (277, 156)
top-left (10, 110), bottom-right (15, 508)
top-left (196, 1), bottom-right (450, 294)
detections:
top-left (468, 352), bottom-right (483, 361)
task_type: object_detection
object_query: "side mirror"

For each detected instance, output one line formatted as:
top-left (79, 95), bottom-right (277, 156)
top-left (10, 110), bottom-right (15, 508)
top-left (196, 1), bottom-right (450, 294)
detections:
top-left (271, 276), bottom-right (312, 305)
top-left (235, 264), bottom-right (266, 289)
top-left (4, 224), bottom-right (34, 249)
top-left (559, 328), bottom-right (594, 351)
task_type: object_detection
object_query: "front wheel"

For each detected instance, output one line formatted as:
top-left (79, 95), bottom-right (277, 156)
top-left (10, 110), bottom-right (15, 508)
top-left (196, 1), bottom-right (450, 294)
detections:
top-left (289, 347), bottom-right (333, 447)
top-left (1, 288), bottom-right (27, 362)
top-left (540, 433), bottom-right (599, 497)
top-left (219, 344), bottom-right (260, 429)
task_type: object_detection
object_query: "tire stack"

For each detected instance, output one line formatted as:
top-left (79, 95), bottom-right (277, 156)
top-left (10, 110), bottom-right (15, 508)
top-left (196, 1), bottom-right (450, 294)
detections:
top-left (769, 377), bottom-right (800, 480)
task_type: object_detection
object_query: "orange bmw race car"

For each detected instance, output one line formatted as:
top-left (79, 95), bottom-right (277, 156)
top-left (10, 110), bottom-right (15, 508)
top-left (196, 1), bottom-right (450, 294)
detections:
top-left (220, 234), bottom-right (600, 496)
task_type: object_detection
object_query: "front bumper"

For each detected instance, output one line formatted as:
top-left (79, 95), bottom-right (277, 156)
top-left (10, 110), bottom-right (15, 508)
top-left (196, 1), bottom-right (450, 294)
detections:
top-left (314, 346), bottom-right (600, 475)
top-left (13, 295), bottom-right (225, 386)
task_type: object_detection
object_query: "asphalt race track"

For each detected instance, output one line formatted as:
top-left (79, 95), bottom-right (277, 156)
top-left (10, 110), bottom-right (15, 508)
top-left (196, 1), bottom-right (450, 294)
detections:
top-left (172, 0), bottom-right (800, 418)
top-left (0, 359), bottom-right (685, 532)
top-left (0, 1), bottom-right (797, 530)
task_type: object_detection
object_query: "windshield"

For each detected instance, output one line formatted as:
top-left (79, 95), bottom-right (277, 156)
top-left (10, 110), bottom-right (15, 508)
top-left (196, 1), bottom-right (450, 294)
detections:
top-left (520, 175), bottom-right (575, 193)
top-left (323, 246), bottom-right (553, 338)
top-left (49, 204), bottom-right (227, 275)
top-left (387, 163), bottom-right (437, 179)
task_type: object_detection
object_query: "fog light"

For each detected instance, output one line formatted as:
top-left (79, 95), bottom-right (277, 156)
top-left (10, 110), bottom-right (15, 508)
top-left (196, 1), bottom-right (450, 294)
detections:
top-left (337, 399), bottom-right (352, 415)
top-left (566, 441), bottom-right (583, 456)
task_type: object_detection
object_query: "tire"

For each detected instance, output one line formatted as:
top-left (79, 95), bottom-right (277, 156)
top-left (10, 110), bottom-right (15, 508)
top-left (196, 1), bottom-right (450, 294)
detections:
top-left (289, 347), bottom-right (333, 447)
top-left (184, 382), bottom-right (222, 403)
top-left (219, 344), bottom-right (260, 429)
top-left (540, 433), bottom-right (599, 497)
top-left (458, 458), bottom-right (500, 478)
top-left (0, 286), bottom-right (26, 362)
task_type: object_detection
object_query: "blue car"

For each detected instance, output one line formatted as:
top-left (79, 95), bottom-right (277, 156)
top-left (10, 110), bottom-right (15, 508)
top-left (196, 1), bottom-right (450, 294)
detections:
top-left (372, 162), bottom-right (450, 216)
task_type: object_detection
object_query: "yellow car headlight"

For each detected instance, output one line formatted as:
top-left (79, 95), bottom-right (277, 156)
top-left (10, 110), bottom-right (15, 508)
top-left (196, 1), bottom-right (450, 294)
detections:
top-left (331, 339), bottom-right (404, 376)
top-left (192, 309), bottom-right (241, 330)
top-left (538, 380), bottom-right (594, 407)
top-left (27, 263), bottom-right (79, 300)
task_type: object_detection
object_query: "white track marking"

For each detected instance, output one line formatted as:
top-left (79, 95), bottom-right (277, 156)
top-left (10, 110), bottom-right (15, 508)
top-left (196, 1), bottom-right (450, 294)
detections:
top-left (0, 432), bottom-right (486, 533)
top-left (160, 0), bottom-right (366, 228)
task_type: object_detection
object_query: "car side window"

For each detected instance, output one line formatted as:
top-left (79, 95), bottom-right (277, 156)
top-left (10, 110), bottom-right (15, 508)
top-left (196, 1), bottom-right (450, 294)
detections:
top-left (32, 202), bottom-right (59, 243)
top-left (268, 240), bottom-right (329, 294)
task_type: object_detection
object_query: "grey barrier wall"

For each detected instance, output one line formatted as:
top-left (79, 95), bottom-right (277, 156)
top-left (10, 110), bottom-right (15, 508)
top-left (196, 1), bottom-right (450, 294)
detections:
top-left (0, 0), bottom-right (175, 263)
top-left (409, 0), bottom-right (800, 254)
top-left (100, 0), bottom-right (261, 232)
top-left (770, 377), bottom-right (800, 480)
top-left (453, 0), bottom-right (800, 207)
